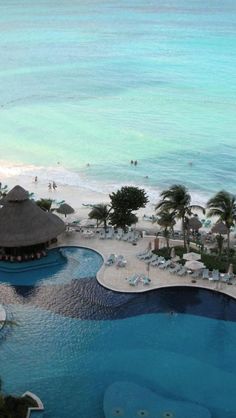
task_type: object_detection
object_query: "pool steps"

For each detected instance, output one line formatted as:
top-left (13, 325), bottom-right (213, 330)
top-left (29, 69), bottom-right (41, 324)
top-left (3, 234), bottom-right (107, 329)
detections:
top-left (22, 391), bottom-right (44, 418)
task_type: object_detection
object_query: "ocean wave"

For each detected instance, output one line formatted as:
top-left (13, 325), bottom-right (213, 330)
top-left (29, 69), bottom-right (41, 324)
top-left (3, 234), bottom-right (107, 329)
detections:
top-left (0, 159), bottom-right (211, 206)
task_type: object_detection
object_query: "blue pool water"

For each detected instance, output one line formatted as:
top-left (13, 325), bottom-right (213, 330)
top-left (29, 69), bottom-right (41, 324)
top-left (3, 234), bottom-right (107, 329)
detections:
top-left (0, 247), bottom-right (236, 417)
top-left (0, 247), bottom-right (103, 286)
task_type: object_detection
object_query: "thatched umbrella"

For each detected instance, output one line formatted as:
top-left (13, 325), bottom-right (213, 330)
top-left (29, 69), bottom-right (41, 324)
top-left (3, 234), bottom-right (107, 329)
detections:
top-left (0, 185), bottom-right (65, 247)
top-left (188, 217), bottom-right (202, 231)
top-left (57, 203), bottom-right (75, 218)
top-left (211, 221), bottom-right (228, 235)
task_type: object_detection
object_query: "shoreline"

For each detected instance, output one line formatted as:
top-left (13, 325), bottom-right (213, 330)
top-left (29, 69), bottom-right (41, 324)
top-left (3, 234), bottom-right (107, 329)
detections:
top-left (0, 159), bottom-right (214, 233)
top-left (0, 158), bottom-right (212, 205)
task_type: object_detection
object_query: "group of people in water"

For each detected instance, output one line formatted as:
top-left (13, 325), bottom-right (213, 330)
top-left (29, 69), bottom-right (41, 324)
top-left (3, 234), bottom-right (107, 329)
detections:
top-left (34, 176), bottom-right (57, 191)
top-left (130, 160), bottom-right (138, 166)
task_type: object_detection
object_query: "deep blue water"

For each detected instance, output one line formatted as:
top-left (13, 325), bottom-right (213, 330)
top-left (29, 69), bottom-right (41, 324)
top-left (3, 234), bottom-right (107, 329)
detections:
top-left (0, 247), bottom-right (236, 417)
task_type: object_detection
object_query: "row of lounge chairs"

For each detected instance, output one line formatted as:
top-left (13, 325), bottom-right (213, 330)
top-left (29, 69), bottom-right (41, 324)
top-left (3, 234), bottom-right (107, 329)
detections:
top-left (96, 228), bottom-right (139, 243)
top-left (136, 249), bottom-right (234, 282)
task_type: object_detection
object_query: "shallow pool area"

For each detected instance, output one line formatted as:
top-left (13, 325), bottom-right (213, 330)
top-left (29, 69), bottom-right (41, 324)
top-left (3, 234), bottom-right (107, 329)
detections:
top-left (0, 246), bottom-right (103, 286)
top-left (0, 247), bottom-right (236, 418)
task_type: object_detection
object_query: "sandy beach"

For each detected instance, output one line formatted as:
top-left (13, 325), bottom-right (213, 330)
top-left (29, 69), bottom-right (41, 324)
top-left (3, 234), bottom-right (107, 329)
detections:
top-left (0, 169), bottom-right (161, 233)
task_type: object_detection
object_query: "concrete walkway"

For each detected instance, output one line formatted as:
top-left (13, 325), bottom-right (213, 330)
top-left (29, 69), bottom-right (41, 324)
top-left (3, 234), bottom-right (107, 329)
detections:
top-left (56, 230), bottom-right (236, 299)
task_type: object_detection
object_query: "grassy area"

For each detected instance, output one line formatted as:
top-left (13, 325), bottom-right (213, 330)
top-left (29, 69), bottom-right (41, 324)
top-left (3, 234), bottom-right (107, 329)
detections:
top-left (153, 246), bottom-right (236, 273)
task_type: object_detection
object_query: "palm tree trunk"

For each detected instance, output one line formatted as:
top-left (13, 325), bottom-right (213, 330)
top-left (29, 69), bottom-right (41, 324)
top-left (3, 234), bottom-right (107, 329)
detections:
top-left (165, 229), bottom-right (169, 249)
top-left (182, 217), bottom-right (186, 249)
top-left (227, 228), bottom-right (230, 260)
top-left (104, 219), bottom-right (107, 236)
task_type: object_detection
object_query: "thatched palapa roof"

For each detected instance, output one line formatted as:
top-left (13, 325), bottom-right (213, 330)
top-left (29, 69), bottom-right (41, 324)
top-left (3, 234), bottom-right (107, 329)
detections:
top-left (0, 185), bottom-right (65, 247)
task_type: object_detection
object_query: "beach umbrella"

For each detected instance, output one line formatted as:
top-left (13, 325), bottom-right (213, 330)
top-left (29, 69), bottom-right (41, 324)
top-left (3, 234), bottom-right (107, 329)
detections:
top-left (56, 203), bottom-right (75, 218)
top-left (185, 260), bottom-right (205, 270)
top-left (188, 217), bottom-right (202, 231)
top-left (170, 247), bottom-right (176, 258)
top-left (211, 221), bottom-right (228, 235)
top-left (183, 252), bottom-right (201, 261)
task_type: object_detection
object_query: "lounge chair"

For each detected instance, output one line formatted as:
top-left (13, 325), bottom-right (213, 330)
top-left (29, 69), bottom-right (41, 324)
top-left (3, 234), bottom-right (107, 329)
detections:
top-left (209, 269), bottom-right (220, 281)
top-left (136, 249), bottom-right (149, 258)
top-left (221, 273), bottom-right (232, 283)
top-left (202, 269), bottom-right (209, 279)
top-left (116, 255), bottom-right (127, 267)
top-left (128, 274), bottom-right (140, 286)
top-left (159, 260), bottom-right (172, 269)
top-left (177, 267), bottom-right (187, 276)
top-left (105, 254), bottom-right (116, 266)
top-left (139, 251), bottom-right (153, 260)
top-left (191, 269), bottom-right (203, 279)
top-left (151, 256), bottom-right (165, 267)
top-left (144, 255), bottom-right (158, 264)
top-left (168, 264), bottom-right (182, 274)
top-left (140, 275), bottom-right (151, 285)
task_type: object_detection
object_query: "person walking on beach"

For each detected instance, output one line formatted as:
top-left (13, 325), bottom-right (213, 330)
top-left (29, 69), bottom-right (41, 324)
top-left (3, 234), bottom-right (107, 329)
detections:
top-left (48, 182), bottom-right (52, 190)
top-left (52, 181), bottom-right (57, 190)
top-left (34, 176), bottom-right (38, 183)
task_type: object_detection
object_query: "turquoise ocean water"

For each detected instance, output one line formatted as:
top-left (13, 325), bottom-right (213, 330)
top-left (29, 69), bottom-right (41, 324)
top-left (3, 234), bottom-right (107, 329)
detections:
top-left (0, 0), bottom-right (236, 201)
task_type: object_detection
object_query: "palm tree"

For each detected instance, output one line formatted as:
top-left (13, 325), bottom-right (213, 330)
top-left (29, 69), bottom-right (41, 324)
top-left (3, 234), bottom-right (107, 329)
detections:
top-left (156, 184), bottom-right (205, 249)
top-left (157, 210), bottom-right (176, 249)
top-left (88, 204), bottom-right (111, 233)
top-left (207, 190), bottom-right (236, 258)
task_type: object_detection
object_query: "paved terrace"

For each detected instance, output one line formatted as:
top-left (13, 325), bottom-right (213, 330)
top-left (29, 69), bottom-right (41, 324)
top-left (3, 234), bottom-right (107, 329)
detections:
top-left (56, 230), bottom-right (236, 300)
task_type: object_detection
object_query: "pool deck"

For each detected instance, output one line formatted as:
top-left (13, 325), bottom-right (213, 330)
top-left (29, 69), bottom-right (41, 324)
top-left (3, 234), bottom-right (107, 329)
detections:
top-left (56, 231), bottom-right (236, 299)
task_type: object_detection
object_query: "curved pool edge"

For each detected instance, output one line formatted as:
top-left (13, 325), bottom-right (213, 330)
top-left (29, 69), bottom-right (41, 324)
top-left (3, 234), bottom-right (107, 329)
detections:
top-left (53, 243), bottom-right (236, 300)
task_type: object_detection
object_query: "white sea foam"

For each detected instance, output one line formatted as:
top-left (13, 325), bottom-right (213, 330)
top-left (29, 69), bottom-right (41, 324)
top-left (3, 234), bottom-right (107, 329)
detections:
top-left (0, 159), bottom-right (211, 207)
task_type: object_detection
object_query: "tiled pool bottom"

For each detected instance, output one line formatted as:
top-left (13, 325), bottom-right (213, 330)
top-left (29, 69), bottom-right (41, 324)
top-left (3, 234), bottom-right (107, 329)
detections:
top-left (1, 296), bottom-right (236, 418)
top-left (0, 249), bottom-right (236, 418)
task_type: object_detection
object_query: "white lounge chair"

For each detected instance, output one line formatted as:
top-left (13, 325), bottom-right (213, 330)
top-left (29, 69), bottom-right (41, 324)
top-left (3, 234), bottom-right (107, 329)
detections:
top-left (209, 269), bottom-right (220, 281)
top-left (138, 251), bottom-right (153, 260)
top-left (168, 264), bottom-right (182, 274)
top-left (159, 260), bottom-right (172, 269)
top-left (177, 267), bottom-right (187, 276)
top-left (116, 255), bottom-right (127, 267)
top-left (202, 269), bottom-right (209, 279)
top-left (151, 256), bottom-right (165, 267)
top-left (128, 274), bottom-right (140, 286)
top-left (105, 254), bottom-right (116, 266)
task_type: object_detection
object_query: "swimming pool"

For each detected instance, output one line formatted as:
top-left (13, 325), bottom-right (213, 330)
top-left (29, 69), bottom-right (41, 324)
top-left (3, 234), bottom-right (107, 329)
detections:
top-left (0, 247), bottom-right (236, 417)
